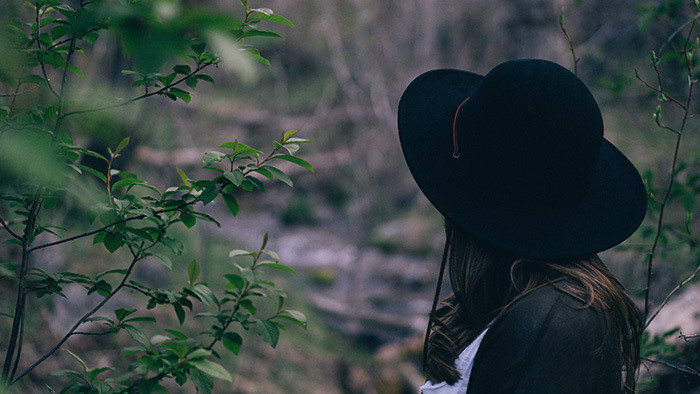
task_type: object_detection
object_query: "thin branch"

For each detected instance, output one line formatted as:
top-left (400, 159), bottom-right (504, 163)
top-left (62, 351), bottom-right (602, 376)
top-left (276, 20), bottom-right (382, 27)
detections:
top-left (0, 216), bottom-right (22, 240)
top-left (46, 27), bottom-right (100, 50)
top-left (646, 260), bottom-right (700, 326)
top-left (34, 2), bottom-right (59, 99)
top-left (2, 187), bottom-right (42, 382)
top-left (559, 7), bottom-right (580, 76)
top-left (29, 200), bottom-right (194, 252)
top-left (9, 314), bottom-right (25, 380)
top-left (12, 254), bottom-right (141, 384)
top-left (634, 68), bottom-right (686, 109)
top-left (71, 331), bottom-right (111, 336)
top-left (0, 85), bottom-right (38, 98)
top-left (644, 17), bottom-right (697, 324)
top-left (123, 284), bottom-right (151, 297)
top-left (642, 357), bottom-right (700, 377)
top-left (658, 13), bottom-right (700, 55)
top-left (61, 61), bottom-right (216, 119)
top-left (679, 332), bottom-right (700, 341)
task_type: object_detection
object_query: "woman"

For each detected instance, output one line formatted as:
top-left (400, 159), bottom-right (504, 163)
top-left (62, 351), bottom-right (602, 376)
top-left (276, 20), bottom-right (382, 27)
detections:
top-left (397, 59), bottom-right (646, 393)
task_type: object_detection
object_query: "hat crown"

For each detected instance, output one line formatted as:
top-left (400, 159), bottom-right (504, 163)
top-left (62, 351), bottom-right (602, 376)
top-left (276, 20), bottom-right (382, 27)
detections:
top-left (397, 59), bottom-right (646, 259)
top-left (457, 60), bottom-right (603, 206)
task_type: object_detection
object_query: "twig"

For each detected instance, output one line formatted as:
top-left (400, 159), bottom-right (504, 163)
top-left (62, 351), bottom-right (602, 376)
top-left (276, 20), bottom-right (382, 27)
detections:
top-left (60, 61), bottom-right (216, 119)
top-left (9, 314), bottom-right (25, 380)
top-left (646, 261), bottom-right (700, 326)
top-left (0, 216), bottom-right (22, 240)
top-left (679, 332), bottom-right (700, 341)
top-left (34, 2), bottom-right (59, 99)
top-left (28, 201), bottom-right (194, 252)
top-left (71, 331), bottom-right (111, 336)
top-left (12, 253), bottom-right (141, 384)
top-left (658, 13), bottom-right (700, 55)
top-left (643, 17), bottom-right (697, 325)
top-left (0, 85), bottom-right (38, 98)
top-left (560, 7), bottom-right (580, 76)
top-left (634, 68), bottom-right (686, 109)
top-left (641, 357), bottom-right (700, 377)
top-left (2, 187), bottom-right (42, 382)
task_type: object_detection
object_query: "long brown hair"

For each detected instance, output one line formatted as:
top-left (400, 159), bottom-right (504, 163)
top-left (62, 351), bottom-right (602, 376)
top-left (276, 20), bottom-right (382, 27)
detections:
top-left (424, 220), bottom-right (642, 393)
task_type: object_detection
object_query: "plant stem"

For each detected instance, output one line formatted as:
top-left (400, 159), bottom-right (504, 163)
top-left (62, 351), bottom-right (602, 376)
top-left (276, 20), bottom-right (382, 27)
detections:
top-left (28, 200), bottom-right (195, 252)
top-left (12, 254), bottom-right (141, 384)
top-left (61, 61), bottom-right (216, 119)
top-left (643, 18), bottom-right (697, 325)
top-left (2, 188), bottom-right (42, 383)
top-left (0, 215), bottom-right (22, 240)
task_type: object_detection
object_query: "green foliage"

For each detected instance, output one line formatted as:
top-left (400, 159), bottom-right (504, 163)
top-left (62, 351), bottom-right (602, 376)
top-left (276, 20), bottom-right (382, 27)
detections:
top-left (0, 0), bottom-right (311, 392)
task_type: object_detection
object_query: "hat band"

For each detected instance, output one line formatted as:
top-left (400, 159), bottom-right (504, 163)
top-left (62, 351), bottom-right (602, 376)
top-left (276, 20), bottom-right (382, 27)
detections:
top-left (452, 97), bottom-right (470, 159)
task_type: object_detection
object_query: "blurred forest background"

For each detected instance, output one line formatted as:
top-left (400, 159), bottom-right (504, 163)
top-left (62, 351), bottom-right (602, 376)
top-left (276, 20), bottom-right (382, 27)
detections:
top-left (3, 0), bottom-right (700, 392)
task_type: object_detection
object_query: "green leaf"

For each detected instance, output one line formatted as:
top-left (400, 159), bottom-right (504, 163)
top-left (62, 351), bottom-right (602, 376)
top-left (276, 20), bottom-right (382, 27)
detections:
top-left (173, 64), bottom-right (192, 74)
top-left (190, 368), bottom-right (214, 394)
top-left (222, 193), bottom-right (239, 216)
top-left (115, 308), bottom-right (137, 322)
top-left (263, 166), bottom-right (293, 187)
top-left (285, 137), bottom-right (314, 144)
top-left (199, 186), bottom-right (219, 205)
top-left (111, 178), bottom-right (142, 192)
top-left (202, 151), bottom-right (226, 167)
top-left (274, 154), bottom-right (313, 173)
top-left (48, 369), bottom-right (83, 379)
top-left (189, 283), bottom-right (214, 306)
top-left (161, 341), bottom-right (189, 358)
top-left (95, 269), bottom-right (128, 280)
top-left (164, 329), bottom-right (188, 340)
top-left (84, 316), bottom-right (113, 323)
top-left (229, 249), bottom-right (254, 257)
top-left (241, 30), bottom-right (283, 39)
top-left (173, 303), bottom-right (186, 325)
top-left (222, 332), bottom-right (242, 355)
top-left (223, 170), bottom-right (244, 186)
top-left (259, 262), bottom-right (296, 276)
top-left (191, 41), bottom-right (206, 55)
top-left (248, 12), bottom-right (295, 27)
top-left (255, 319), bottom-right (280, 347)
top-left (151, 253), bottom-right (173, 270)
top-left (124, 316), bottom-right (156, 323)
top-left (115, 137), bottom-right (130, 155)
top-left (275, 309), bottom-right (307, 329)
top-left (169, 87), bottom-right (191, 103)
top-left (123, 325), bottom-right (150, 347)
top-left (242, 48), bottom-right (270, 66)
top-left (185, 76), bottom-right (198, 90)
top-left (176, 167), bottom-right (191, 187)
top-left (261, 249), bottom-right (279, 262)
top-left (188, 359), bottom-right (232, 382)
top-left (88, 367), bottom-right (111, 382)
top-left (22, 74), bottom-right (48, 87)
top-left (196, 74), bottom-right (214, 83)
top-left (188, 260), bottom-right (200, 285)
top-left (76, 164), bottom-right (107, 183)
top-left (104, 232), bottom-right (123, 253)
top-left (249, 7), bottom-right (273, 15)
top-left (63, 348), bottom-right (88, 372)
top-left (180, 213), bottom-right (196, 228)
top-left (224, 274), bottom-right (244, 289)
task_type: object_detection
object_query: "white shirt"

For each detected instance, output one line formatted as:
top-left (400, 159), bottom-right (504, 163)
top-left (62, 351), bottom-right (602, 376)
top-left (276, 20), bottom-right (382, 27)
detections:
top-left (418, 324), bottom-right (491, 394)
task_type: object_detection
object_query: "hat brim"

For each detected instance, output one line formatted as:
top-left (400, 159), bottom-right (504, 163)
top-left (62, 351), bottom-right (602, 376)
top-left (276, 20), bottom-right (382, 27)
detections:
top-left (398, 69), bottom-right (647, 260)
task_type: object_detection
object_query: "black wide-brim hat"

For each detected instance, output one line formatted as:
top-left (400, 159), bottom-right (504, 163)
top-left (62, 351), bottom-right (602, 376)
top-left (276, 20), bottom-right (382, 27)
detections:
top-left (398, 59), bottom-right (647, 260)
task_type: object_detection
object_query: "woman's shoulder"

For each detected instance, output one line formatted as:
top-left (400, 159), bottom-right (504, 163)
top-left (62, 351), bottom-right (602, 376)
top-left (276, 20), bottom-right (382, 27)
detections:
top-left (467, 282), bottom-right (621, 393)
top-left (496, 281), bottom-right (600, 336)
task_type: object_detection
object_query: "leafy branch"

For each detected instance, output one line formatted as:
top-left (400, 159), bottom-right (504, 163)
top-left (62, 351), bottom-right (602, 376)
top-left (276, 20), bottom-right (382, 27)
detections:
top-left (636, 13), bottom-right (699, 327)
